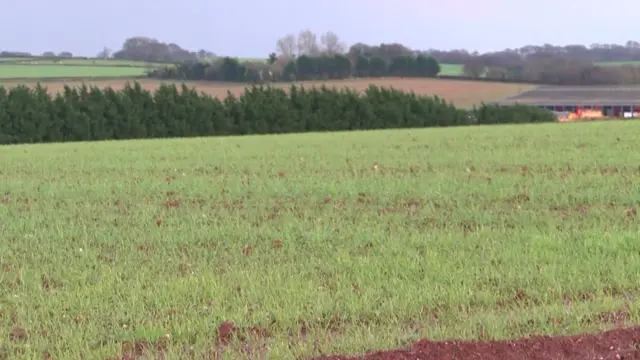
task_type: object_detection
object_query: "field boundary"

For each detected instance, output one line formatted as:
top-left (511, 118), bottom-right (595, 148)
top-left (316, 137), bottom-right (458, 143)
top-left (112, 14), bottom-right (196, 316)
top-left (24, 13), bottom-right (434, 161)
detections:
top-left (0, 75), bottom-right (149, 83)
top-left (0, 54), bottom-right (179, 64)
top-left (0, 62), bottom-right (162, 69)
top-left (0, 75), bottom-right (540, 87)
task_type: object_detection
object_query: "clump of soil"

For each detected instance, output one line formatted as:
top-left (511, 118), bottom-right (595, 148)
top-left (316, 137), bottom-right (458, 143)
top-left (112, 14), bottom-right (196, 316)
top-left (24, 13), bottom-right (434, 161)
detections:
top-left (312, 326), bottom-right (640, 360)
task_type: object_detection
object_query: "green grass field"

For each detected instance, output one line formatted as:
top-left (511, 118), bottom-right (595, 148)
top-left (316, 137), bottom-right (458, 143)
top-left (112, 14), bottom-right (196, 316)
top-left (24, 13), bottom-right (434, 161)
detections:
top-left (436, 61), bottom-right (640, 76)
top-left (0, 65), bottom-right (149, 79)
top-left (0, 57), bottom-right (170, 79)
top-left (1, 121), bottom-right (639, 359)
top-left (237, 57), bottom-right (267, 63)
top-left (438, 63), bottom-right (464, 76)
top-left (0, 58), bottom-right (167, 67)
top-left (596, 61), bottom-right (640, 67)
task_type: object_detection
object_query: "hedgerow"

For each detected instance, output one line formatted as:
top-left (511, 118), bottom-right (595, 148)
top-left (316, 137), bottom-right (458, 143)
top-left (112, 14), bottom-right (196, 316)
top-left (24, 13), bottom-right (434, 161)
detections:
top-left (0, 82), bottom-right (555, 144)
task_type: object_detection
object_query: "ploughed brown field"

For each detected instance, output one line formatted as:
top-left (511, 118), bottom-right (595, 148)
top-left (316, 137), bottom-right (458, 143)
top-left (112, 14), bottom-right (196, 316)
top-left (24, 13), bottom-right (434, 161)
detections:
top-left (0, 77), bottom-right (535, 108)
top-left (313, 327), bottom-right (640, 360)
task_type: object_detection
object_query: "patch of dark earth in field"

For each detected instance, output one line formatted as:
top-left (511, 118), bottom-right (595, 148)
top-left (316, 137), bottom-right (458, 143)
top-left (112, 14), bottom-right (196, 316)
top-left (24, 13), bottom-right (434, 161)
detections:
top-left (311, 326), bottom-right (640, 360)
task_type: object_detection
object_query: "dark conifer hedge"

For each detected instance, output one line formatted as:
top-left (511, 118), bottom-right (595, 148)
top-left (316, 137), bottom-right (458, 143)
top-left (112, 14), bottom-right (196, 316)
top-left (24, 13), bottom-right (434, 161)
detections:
top-left (0, 82), bottom-right (555, 145)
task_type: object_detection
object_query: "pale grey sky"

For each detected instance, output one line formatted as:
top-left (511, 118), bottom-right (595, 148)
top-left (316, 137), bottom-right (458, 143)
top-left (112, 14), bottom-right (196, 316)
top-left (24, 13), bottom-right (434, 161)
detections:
top-left (3, 0), bottom-right (639, 57)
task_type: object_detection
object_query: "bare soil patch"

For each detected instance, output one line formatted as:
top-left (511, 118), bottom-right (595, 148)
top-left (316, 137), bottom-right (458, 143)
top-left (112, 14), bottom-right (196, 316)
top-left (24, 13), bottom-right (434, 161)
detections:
top-left (313, 326), bottom-right (640, 360)
top-left (1, 77), bottom-right (533, 108)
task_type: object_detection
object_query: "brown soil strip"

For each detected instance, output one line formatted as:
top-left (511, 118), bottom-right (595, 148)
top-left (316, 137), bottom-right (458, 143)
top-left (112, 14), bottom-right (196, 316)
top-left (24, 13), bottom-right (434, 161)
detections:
top-left (312, 326), bottom-right (640, 360)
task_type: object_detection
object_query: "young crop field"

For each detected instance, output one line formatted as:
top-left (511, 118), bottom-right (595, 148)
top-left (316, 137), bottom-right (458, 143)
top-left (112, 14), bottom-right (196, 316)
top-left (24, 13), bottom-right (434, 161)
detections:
top-left (1, 121), bottom-right (640, 359)
top-left (0, 65), bottom-right (149, 79)
top-left (596, 61), bottom-right (640, 67)
top-left (0, 58), bottom-right (168, 67)
top-left (436, 62), bottom-right (639, 75)
top-left (437, 63), bottom-right (463, 76)
top-left (433, 61), bottom-right (639, 77)
top-left (0, 77), bottom-right (534, 108)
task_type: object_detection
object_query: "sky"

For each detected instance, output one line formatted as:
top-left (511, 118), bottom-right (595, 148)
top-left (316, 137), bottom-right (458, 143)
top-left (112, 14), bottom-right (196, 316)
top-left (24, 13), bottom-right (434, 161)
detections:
top-left (3, 0), bottom-right (640, 58)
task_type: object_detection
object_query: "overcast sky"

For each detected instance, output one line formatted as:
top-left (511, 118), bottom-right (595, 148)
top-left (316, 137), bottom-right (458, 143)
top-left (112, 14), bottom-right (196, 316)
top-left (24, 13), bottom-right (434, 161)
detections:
top-left (3, 0), bottom-right (639, 57)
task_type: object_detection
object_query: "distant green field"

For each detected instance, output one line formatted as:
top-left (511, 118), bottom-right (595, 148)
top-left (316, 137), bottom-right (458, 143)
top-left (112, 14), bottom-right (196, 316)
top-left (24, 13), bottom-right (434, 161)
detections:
top-left (596, 61), bottom-right (640, 67)
top-left (439, 63), bottom-right (463, 76)
top-left (0, 57), bottom-right (167, 67)
top-left (437, 61), bottom-right (640, 77)
top-left (0, 57), bottom-right (31, 62)
top-left (237, 57), bottom-right (267, 63)
top-left (0, 65), bottom-right (149, 79)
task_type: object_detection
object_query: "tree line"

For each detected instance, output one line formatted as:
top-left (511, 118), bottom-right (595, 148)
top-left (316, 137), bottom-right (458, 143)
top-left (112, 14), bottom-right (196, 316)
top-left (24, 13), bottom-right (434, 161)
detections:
top-left (7, 31), bottom-right (640, 85)
top-left (0, 50), bottom-right (75, 58)
top-left (273, 34), bottom-right (640, 85)
top-left (455, 50), bottom-right (640, 85)
top-left (7, 34), bottom-right (640, 65)
top-left (430, 42), bottom-right (640, 65)
top-left (0, 37), bottom-right (216, 63)
top-left (144, 30), bottom-right (640, 85)
top-left (0, 82), bottom-right (554, 145)
top-left (147, 53), bottom-right (441, 83)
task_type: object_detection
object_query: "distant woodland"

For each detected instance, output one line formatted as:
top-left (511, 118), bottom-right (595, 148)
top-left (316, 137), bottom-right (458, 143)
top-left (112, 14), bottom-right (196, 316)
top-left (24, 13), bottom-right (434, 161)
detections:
top-left (5, 32), bottom-right (640, 85)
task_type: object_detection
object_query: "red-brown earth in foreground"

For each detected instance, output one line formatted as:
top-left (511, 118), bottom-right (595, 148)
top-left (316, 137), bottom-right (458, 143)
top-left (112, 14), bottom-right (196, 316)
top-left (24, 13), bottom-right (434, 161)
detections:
top-left (312, 326), bottom-right (640, 360)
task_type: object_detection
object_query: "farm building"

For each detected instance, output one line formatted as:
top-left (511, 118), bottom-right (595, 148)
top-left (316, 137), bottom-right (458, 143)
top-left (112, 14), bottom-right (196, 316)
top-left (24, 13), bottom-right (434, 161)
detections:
top-left (496, 85), bottom-right (640, 118)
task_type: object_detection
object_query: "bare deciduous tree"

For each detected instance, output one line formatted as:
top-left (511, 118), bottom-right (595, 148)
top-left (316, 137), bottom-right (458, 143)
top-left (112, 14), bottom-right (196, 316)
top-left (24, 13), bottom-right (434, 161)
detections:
top-left (320, 31), bottom-right (345, 55)
top-left (96, 47), bottom-right (111, 59)
top-left (196, 49), bottom-right (216, 60)
top-left (270, 55), bottom-right (295, 78)
top-left (462, 58), bottom-right (485, 78)
top-left (276, 34), bottom-right (297, 57)
top-left (297, 29), bottom-right (320, 56)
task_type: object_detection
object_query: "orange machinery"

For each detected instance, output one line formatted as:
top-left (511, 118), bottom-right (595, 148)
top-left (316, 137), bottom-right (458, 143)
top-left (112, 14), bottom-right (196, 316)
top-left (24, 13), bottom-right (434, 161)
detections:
top-left (558, 107), bottom-right (606, 122)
